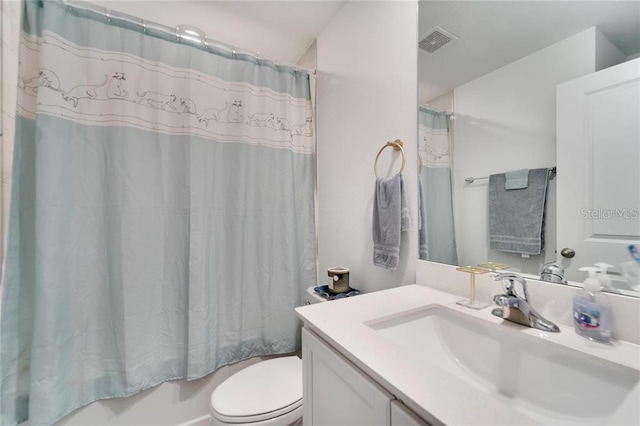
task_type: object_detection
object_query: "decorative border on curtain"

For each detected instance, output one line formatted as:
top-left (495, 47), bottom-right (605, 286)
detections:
top-left (18, 31), bottom-right (314, 154)
top-left (418, 105), bottom-right (451, 168)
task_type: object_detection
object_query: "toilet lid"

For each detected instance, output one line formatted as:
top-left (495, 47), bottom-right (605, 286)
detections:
top-left (211, 356), bottom-right (302, 423)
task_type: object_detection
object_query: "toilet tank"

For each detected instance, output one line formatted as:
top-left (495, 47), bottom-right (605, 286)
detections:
top-left (304, 286), bottom-right (328, 305)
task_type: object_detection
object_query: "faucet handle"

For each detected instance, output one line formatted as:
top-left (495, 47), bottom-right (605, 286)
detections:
top-left (492, 272), bottom-right (521, 281)
top-left (492, 273), bottom-right (529, 301)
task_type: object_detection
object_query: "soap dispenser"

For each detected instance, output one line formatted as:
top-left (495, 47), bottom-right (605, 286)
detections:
top-left (594, 262), bottom-right (614, 289)
top-left (573, 267), bottom-right (613, 343)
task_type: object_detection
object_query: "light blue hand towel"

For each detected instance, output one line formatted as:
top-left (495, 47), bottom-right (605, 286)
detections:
top-left (505, 169), bottom-right (529, 190)
top-left (373, 174), bottom-right (410, 270)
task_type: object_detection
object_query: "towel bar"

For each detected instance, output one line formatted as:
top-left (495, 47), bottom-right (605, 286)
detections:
top-left (465, 166), bottom-right (556, 184)
top-left (374, 139), bottom-right (406, 177)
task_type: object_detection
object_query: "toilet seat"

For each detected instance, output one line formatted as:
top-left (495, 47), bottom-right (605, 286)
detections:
top-left (211, 356), bottom-right (302, 424)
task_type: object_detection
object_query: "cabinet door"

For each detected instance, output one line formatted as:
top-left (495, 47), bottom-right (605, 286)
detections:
top-left (391, 400), bottom-right (430, 426)
top-left (302, 327), bottom-right (391, 426)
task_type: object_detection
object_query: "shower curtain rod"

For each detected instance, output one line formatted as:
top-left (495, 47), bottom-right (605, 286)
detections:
top-left (419, 104), bottom-right (453, 115)
top-left (62, 0), bottom-right (316, 75)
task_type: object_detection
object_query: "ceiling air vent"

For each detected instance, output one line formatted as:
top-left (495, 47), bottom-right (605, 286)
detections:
top-left (419, 27), bottom-right (458, 54)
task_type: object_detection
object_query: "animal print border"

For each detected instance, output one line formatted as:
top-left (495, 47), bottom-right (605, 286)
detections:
top-left (419, 125), bottom-right (450, 168)
top-left (17, 31), bottom-right (315, 154)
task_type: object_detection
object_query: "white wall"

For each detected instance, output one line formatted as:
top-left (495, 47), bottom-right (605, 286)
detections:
top-left (595, 29), bottom-right (626, 71)
top-left (452, 27), bottom-right (622, 274)
top-left (316, 1), bottom-right (418, 294)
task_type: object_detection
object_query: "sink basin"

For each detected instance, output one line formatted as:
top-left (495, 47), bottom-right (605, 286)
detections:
top-left (366, 304), bottom-right (640, 425)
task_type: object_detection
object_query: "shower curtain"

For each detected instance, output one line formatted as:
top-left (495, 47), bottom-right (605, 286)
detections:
top-left (0, 1), bottom-right (316, 425)
top-left (418, 106), bottom-right (457, 264)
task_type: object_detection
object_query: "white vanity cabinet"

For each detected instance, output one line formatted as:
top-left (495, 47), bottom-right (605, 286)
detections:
top-left (301, 327), bottom-right (429, 426)
top-left (391, 400), bottom-right (429, 426)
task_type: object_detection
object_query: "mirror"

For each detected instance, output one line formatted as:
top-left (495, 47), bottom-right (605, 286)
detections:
top-left (417, 1), bottom-right (640, 296)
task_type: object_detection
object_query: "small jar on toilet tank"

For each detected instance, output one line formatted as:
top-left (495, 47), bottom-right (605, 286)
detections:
top-left (327, 267), bottom-right (350, 293)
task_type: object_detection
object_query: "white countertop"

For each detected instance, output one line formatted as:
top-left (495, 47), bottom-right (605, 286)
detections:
top-left (295, 284), bottom-right (640, 425)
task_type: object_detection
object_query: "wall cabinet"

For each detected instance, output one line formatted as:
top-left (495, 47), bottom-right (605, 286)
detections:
top-left (301, 327), bottom-right (429, 426)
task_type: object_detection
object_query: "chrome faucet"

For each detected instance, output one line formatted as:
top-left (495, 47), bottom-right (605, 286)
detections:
top-left (491, 273), bottom-right (560, 333)
top-left (540, 261), bottom-right (567, 284)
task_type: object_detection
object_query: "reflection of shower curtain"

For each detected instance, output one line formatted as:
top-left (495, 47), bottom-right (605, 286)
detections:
top-left (418, 106), bottom-right (457, 264)
top-left (0, 1), bottom-right (316, 425)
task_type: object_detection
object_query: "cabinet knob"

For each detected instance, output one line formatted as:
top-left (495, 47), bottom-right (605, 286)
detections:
top-left (560, 247), bottom-right (576, 258)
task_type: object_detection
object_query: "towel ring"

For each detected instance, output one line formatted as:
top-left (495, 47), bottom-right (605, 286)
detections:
top-left (374, 139), bottom-right (406, 177)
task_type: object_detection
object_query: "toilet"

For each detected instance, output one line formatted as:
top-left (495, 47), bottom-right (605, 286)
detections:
top-left (209, 287), bottom-right (328, 426)
top-left (210, 356), bottom-right (303, 426)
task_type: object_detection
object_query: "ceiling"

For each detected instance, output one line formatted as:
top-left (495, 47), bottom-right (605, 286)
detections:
top-left (197, 0), bottom-right (346, 62)
top-left (418, 1), bottom-right (640, 103)
top-left (89, 0), bottom-right (347, 64)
